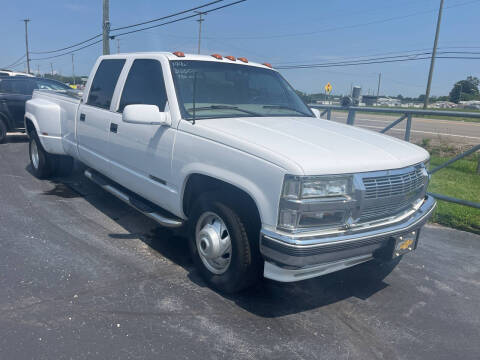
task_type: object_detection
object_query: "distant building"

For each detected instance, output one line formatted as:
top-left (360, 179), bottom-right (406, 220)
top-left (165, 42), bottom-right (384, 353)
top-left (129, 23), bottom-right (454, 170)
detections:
top-left (362, 95), bottom-right (377, 106)
top-left (431, 101), bottom-right (457, 109)
top-left (376, 97), bottom-right (401, 107)
top-left (458, 100), bottom-right (480, 110)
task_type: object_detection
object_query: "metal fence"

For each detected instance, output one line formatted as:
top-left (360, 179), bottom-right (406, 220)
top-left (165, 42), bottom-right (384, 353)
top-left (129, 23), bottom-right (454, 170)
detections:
top-left (310, 104), bottom-right (480, 209)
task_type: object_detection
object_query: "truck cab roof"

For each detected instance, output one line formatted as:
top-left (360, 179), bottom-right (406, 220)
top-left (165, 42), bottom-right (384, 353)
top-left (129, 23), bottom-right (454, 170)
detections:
top-left (97, 52), bottom-right (275, 71)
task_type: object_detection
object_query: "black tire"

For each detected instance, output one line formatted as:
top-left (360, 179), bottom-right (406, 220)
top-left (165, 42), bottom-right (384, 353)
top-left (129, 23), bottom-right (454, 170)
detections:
top-left (29, 131), bottom-right (54, 179)
top-left (188, 192), bottom-right (263, 293)
top-left (0, 118), bottom-right (7, 144)
top-left (53, 155), bottom-right (74, 177)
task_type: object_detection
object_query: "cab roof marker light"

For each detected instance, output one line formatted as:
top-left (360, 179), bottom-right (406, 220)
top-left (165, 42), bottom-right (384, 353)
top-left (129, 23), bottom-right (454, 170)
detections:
top-left (173, 51), bottom-right (185, 57)
top-left (211, 54), bottom-right (223, 60)
top-left (238, 57), bottom-right (248, 63)
top-left (263, 62), bottom-right (273, 68)
top-left (225, 55), bottom-right (236, 61)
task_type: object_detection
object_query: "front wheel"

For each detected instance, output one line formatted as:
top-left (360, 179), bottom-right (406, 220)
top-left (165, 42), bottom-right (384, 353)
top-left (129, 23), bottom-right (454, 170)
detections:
top-left (188, 193), bottom-right (262, 293)
top-left (29, 132), bottom-right (54, 179)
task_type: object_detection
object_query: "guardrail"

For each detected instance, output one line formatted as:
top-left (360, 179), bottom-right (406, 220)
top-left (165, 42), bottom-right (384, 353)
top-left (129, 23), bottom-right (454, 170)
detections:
top-left (310, 104), bottom-right (480, 209)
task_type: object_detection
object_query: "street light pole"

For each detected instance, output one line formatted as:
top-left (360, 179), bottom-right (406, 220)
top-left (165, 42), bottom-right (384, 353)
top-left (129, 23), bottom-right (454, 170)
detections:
top-left (424, 0), bottom-right (444, 109)
top-left (23, 19), bottom-right (31, 74)
top-left (195, 11), bottom-right (205, 54)
top-left (71, 53), bottom-right (76, 85)
top-left (102, 0), bottom-right (110, 55)
top-left (376, 72), bottom-right (382, 106)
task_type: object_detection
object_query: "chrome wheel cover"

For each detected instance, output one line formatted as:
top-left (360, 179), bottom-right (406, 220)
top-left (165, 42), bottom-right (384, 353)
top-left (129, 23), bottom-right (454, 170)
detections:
top-left (31, 139), bottom-right (39, 170)
top-left (195, 211), bottom-right (232, 274)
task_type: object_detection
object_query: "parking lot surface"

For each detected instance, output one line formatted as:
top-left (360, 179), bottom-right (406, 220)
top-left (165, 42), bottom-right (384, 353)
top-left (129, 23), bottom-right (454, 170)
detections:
top-left (1, 135), bottom-right (479, 360)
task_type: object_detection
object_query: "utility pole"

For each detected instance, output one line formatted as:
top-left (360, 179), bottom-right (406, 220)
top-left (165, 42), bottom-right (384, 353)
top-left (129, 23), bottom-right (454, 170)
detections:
top-left (102, 0), bottom-right (110, 55)
top-left (424, 0), bottom-right (444, 109)
top-left (195, 11), bottom-right (205, 54)
top-left (23, 19), bottom-right (31, 74)
top-left (71, 53), bottom-right (76, 85)
top-left (37, 64), bottom-right (40, 77)
top-left (116, 39), bottom-right (120, 54)
top-left (50, 62), bottom-right (54, 76)
top-left (376, 73), bottom-right (382, 105)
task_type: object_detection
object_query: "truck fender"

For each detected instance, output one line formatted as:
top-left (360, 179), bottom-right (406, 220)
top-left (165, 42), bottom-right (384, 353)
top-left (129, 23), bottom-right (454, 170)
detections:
top-left (179, 163), bottom-right (277, 227)
top-left (25, 98), bottom-right (66, 155)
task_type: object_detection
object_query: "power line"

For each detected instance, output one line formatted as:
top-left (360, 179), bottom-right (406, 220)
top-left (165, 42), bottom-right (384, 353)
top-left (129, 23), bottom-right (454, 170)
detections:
top-left (201, 0), bottom-right (480, 40)
top-left (275, 51), bottom-right (480, 68)
top-left (30, 33), bottom-right (102, 55)
top-left (110, 0), bottom-right (246, 39)
top-left (1, 54), bottom-right (26, 69)
top-left (29, 0), bottom-right (232, 55)
top-left (276, 55), bottom-right (480, 70)
top-left (30, 1), bottom-right (245, 61)
top-left (31, 39), bottom-right (103, 61)
top-left (111, 0), bottom-right (225, 31)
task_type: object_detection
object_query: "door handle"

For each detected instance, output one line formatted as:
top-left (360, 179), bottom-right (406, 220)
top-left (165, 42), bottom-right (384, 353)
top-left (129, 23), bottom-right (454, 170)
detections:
top-left (79, 113), bottom-right (86, 122)
top-left (110, 123), bottom-right (118, 133)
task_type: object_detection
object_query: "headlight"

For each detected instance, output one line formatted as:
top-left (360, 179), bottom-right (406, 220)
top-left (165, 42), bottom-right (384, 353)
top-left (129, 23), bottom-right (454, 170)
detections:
top-left (282, 175), bottom-right (353, 200)
top-left (278, 175), bottom-right (354, 232)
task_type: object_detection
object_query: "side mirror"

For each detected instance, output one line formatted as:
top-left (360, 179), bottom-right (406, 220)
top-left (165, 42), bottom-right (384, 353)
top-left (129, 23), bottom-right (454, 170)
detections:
top-left (311, 108), bottom-right (321, 119)
top-left (122, 104), bottom-right (171, 126)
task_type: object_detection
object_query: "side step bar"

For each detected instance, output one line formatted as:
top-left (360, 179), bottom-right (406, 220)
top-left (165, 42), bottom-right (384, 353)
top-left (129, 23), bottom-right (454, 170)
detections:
top-left (84, 169), bottom-right (184, 228)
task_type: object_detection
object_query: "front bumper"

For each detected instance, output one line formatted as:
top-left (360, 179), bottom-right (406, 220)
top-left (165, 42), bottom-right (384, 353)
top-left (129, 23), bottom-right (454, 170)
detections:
top-left (260, 195), bottom-right (436, 282)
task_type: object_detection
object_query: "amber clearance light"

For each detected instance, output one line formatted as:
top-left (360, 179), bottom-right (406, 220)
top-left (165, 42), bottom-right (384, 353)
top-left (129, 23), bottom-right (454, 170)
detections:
top-left (173, 51), bottom-right (185, 57)
top-left (238, 57), bottom-right (248, 63)
top-left (211, 54), bottom-right (223, 60)
top-left (263, 62), bottom-right (273, 68)
top-left (225, 55), bottom-right (236, 61)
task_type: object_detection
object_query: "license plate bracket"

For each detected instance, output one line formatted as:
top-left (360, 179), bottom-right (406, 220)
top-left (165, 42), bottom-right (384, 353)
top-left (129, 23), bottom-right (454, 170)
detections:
top-left (391, 229), bottom-right (420, 259)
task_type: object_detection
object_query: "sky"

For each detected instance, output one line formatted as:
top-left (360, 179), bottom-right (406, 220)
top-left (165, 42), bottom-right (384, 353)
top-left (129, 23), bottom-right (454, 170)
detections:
top-left (1, 0), bottom-right (479, 97)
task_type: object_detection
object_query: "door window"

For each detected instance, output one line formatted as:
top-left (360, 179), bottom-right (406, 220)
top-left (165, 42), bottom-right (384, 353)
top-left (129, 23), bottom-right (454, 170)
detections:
top-left (87, 59), bottom-right (125, 109)
top-left (118, 59), bottom-right (167, 112)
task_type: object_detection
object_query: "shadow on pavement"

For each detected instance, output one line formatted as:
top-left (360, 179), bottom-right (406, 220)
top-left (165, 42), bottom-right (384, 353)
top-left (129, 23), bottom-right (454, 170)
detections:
top-left (45, 165), bottom-right (394, 318)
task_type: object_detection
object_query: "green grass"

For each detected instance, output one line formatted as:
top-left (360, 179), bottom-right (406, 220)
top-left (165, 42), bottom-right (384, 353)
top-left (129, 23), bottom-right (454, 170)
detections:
top-left (428, 154), bottom-right (480, 234)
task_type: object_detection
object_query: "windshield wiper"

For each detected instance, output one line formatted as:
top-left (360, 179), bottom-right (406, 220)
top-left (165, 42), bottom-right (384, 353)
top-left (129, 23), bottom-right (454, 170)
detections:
top-left (262, 105), bottom-right (309, 115)
top-left (187, 105), bottom-right (262, 117)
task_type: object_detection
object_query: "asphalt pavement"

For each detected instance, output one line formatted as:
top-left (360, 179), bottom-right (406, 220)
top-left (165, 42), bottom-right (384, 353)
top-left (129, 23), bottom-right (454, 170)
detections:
top-left (1, 135), bottom-right (479, 360)
top-left (330, 111), bottom-right (480, 146)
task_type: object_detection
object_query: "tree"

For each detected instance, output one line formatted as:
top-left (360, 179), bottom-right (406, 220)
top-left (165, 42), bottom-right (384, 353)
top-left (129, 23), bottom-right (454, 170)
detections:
top-left (449, 76), bottom-right (480, 103)
top-left (295, 90), bottom-right (312, 103)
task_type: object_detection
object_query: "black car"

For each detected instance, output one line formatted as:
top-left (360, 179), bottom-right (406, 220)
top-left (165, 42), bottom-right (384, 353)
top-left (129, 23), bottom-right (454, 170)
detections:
top-left (0, 77), bottom-right (72, 143)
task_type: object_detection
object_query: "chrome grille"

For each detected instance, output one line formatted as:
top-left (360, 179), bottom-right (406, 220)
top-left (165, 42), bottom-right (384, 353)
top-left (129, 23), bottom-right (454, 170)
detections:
top-left (359, 166), bottom-right (426, 222)
top-left (363, 168), bottom-right (425, 200)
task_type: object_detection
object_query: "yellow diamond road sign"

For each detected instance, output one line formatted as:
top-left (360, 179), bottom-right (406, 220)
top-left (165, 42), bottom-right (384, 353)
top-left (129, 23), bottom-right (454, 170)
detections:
top-left (325, 82), bottom-right (332, 94)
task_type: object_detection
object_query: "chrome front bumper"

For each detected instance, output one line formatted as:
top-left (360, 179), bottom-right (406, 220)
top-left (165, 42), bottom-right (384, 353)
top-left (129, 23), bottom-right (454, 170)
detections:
top-left (260, 195), bottom-right (436, 282)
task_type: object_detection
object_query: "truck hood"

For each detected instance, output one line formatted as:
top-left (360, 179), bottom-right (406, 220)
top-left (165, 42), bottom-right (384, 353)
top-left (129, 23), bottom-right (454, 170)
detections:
top-left (187, 116), bottom-right (429, 175)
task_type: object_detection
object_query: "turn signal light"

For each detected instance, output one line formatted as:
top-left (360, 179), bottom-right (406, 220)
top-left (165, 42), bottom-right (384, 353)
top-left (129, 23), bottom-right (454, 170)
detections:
top-left (173, 51), bottom-right (185, 57)
top-left (211, 54), bottom-right (223, 60)
top-left (238, 57), bottom-right (248, 63)
top-left (225, 55), bottom-right (236, 61)
top-left (263, 62), bottom-right (273, 68)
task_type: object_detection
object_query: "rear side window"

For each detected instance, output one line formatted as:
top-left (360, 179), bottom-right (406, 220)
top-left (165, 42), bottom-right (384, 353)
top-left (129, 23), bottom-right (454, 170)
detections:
top-left (87, 59), bottom-right (125, 109)
top-left (0, 79), bottom-right (34, 95)
top-left (118, 59), bottom-right (167, 112)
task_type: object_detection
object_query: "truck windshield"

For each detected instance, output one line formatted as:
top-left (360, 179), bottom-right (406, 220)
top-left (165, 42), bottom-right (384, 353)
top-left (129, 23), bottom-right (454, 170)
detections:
top-left (170, 60), bottom-right (313, 119)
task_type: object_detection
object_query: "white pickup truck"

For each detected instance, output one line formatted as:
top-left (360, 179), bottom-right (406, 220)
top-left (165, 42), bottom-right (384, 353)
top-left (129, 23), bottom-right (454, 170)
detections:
top-left (25, 52), bottom-right (436, 293)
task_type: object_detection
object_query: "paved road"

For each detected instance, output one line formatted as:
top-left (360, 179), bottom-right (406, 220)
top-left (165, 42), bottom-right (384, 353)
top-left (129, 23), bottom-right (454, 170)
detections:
top-left (1, 136), bottom-right (479, 360)
top-left (330, 111), bottom-right (480, 146)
